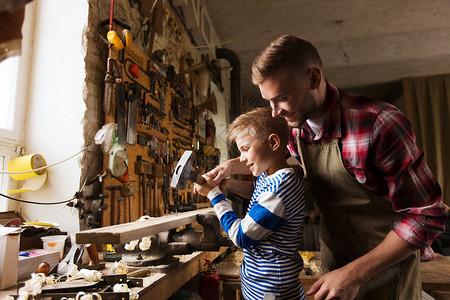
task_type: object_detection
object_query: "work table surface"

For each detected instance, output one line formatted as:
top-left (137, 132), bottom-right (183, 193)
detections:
top-left (216, 250), bottom-right (450, 292)
top-left (0, 247), bottom-right (228, 300)
top-left (1, 249), bottom-right (449, 299)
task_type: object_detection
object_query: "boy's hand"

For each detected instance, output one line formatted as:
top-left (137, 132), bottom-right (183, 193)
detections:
top-left (193, 174), bottom-right (219, 197)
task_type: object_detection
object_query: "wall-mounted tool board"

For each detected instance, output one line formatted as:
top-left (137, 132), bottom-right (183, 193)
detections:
top-left (100, 42), bottom-right (216, 227)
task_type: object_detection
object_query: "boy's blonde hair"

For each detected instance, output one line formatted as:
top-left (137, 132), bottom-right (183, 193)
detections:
top-left (227, 107), bottom-right (289, 146)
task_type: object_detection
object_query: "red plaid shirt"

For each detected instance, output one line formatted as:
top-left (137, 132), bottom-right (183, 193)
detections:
top-left (288, 81), bottom-right (447, 258)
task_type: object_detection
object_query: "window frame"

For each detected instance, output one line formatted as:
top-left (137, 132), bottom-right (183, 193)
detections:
top-left (0, 3), bottom-right (35, 211)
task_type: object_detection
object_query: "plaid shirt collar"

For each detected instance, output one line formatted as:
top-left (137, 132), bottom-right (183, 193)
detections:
top-left (299, 80), bottom-right (342, 143)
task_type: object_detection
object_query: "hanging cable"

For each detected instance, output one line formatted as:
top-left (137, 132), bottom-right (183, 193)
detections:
top-left (167, 0), bottom-right (274, 49)
top-left (0, 145), bottom-right (91, 205)
top-left (0, 146), bottom-right (88, 175)
top-left (335, 20), bottom-right (349, 62)
top-left (0, 192), bottom-right (75, 205)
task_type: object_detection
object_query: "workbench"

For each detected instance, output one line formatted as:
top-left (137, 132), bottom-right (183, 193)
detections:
top-left (0, 247), bottom-right (228, 299)
top-left (1, 208), bottom-right (230, 299)
top-left (216, 250), bottom-right (450, 300)
top-left (129, 247), bottom-right (228, 299)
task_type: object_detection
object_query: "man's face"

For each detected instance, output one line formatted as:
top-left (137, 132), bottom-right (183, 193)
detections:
top-left (259, 70), bottom-right (317, 128)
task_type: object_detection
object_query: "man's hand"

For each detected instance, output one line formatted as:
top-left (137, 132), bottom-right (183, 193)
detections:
top-left (307, 231), bottom-right (419, 299)
top-left (193, 174), bottom-right (218, 197)
top-left (306, 266), bottom-right (361, 300)
top-left (206, 160), bottom-right (233, 184)
top-left (218, 177), bottom-right (234, 196)
top-left (207, 157), bottom-right (251, 184)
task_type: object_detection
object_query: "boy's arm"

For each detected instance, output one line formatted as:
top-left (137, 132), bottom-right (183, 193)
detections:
top-left (208, 188), bottom-right (287, 248)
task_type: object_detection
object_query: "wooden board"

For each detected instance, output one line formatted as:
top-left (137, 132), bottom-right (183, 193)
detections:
top-left (421, 253), bottom-right (450, 291)
top-left (76, 207), bottom-right (214, 244)
top-left (136, 248), bottom-right (227, 300)
top-left (217, 251), bottom-right (450, 295)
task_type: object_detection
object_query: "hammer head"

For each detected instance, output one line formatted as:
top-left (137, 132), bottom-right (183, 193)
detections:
top-left (171, 150), bottom-right (194, 190)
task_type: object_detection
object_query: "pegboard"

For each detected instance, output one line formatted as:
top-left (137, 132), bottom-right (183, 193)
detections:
top-left (100, 42), bottom-right (218, 227)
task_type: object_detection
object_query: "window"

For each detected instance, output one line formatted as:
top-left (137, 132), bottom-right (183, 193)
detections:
top-left (0, 17), bottom-right (30, 211)
top-left (0, 56), bottom-right (19, 130)
top-left (0, 56), bottom-right (22, 211)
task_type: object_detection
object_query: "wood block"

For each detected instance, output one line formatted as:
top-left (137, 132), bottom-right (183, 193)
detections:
top-left (136, 159), bottom-right (152, 175)
top-left (152, 163), bottom-right (164, 178)
top-left (76, 207), bottom-right (214, 244)
top-left (421, 254), bottom-right (450, 291)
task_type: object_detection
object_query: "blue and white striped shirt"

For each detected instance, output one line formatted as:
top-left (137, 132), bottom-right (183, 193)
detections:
top-left (208, 168), bottom-right (306, 300)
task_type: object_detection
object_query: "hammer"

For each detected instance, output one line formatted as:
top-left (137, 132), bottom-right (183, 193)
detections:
top-left (170, 150), bottom-right (205, 190)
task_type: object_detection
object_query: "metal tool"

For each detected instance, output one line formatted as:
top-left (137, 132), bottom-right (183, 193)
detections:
top-left (136, 157), bottom-right (152, 215)
top-left (117, 196), bottom-right (125, 224)
top-left (116, 212), bottom-right (232, 269)
top-left (106, 185), bottom-right (121, 225)
top-left (115, 63), bottom-right (127, 146)
top-left (102, 0), bottom-right (116, 116)
top-left (152, 163), bottom-right (164, 216)
top-left (171, 150), bottom-right (205, 190)
top-left (103, 57), bottom-right (114, 115)
top-left (126, 82), bottom-right (141, 145)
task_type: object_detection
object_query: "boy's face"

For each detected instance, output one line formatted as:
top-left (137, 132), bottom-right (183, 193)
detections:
top-left (235, 133), bottom-right (274, 177)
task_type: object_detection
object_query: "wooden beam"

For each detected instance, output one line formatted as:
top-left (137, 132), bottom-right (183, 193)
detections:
top-left (136, 248), bottom-right (227, 299)
top-left (76, 208), bottom-right (215, 244)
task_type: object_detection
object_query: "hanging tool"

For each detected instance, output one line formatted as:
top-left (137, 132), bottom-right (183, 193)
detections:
top-left (162, 174), bottom-right (170, 214)
top-left (104, 57), bottom-right (114, 116)
top-left (102, 0), bottom-right (116, 116)
top-left (114, 60), bottom-right (127, 146)
top-left (126, 82), bottom-right (142, 145)
top-left (106, 185), bottom-right (121, 225)
top-left (151, 163), bottom-right (164, 216)
top-left (121, 184), bottom-right (137, 222)
top-left (135, 156), bottom-right (152, 216)
top-left (108, 132), bottom-right (128, 177)
top-left (171, 150), bottom-right (205, 190)
top-left (117, 196), bottom-right (125, 224)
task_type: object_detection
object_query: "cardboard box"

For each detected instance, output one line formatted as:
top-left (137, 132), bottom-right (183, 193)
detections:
top-left (18, 249), bottom-right (60, 280)
top-left (0, 227), bottom-right (21, 290)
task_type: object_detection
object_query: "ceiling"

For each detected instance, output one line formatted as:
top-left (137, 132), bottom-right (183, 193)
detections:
top-left (204, 0), bottom-right (450, 101)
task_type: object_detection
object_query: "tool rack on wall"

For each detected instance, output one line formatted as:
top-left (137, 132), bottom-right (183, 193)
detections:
top-left (100, 42), bottom-right (218, 227)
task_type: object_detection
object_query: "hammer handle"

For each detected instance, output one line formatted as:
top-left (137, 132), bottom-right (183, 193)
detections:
top-left (190, 171), bottom-right (205, 185)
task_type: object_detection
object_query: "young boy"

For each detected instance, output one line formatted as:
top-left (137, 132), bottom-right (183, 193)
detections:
top-left (194, 107), bottom-right (306, 300)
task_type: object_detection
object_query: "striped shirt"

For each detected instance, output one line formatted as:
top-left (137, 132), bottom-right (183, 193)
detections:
top-left (287, 81), bottom-right (447, 259)
top-left (208, 168), bottom-right (306, 300)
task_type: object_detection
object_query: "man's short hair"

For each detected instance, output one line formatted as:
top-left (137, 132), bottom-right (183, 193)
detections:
top-left (227, 106), bottom-right (289, 147)
top-left (252, 35), bottom-right (323, 85)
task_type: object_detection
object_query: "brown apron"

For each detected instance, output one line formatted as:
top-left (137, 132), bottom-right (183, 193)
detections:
top-left (297, 137), bottom-right (421, 300)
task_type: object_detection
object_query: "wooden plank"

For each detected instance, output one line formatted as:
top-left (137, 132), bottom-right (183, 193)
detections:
top-left (432, 291), bottom-right (450, 300)
top-left (137, 248), bottom-right (227, 300)
top-left (421, 253), bottom-right (450, 291)
top-left (76, 208), bottom-right (214, 244)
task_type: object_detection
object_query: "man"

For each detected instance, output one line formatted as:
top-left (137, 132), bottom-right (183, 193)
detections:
top-left (207, 35), bottom-right (447, 299)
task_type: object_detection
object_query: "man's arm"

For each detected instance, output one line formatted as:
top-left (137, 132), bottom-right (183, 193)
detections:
top-left (220, 178), bottom-right (254, 199)
top-left (207, 157), bottom-right (252, 184)
top-left (307, 230), bottom-right (418, 299)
